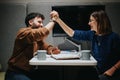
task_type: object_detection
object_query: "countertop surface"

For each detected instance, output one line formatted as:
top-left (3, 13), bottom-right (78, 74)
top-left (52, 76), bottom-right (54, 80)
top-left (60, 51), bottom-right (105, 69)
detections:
top-left (29, 51), bottom-right (97, 66)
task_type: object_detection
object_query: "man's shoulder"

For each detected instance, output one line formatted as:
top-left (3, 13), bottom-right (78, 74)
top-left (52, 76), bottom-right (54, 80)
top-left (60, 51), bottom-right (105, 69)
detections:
top-left (18, 27), bottom-right (31, 32)
top-left (16, 27), bottom-right (32, 37)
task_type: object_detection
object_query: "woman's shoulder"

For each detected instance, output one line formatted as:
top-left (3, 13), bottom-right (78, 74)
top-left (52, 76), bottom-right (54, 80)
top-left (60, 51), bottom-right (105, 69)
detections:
top-left (109, 32), bottom-right (120, 40)
top-left (110, 32), bottom-right (120, 37)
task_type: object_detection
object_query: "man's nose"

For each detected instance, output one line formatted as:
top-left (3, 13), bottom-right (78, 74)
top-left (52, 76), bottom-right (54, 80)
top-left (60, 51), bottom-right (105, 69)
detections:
top-left (40, 23), bottom-right (43, 27)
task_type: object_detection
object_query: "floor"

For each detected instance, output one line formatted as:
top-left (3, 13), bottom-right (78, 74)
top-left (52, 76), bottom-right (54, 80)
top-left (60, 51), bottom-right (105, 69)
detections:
top-left (0, 72), bottom-right (5, 80)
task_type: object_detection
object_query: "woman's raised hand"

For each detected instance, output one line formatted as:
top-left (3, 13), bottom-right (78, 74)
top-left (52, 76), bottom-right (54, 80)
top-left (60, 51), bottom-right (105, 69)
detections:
top-left (50, 10), bottom-right (59, 21)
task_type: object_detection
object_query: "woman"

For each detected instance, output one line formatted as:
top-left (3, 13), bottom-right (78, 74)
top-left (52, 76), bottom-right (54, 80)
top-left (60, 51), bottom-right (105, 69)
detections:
top-left (50, 10), bottom-right (120, 80)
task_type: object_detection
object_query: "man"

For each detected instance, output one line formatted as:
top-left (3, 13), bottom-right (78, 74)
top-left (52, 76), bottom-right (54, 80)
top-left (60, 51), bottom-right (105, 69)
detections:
top-left (5, 12), bottom-right (60, 80)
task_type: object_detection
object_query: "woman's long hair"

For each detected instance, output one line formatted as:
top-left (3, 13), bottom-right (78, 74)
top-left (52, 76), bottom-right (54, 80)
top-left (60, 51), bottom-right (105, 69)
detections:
top-left (91, 10), bottom-right (112, 35)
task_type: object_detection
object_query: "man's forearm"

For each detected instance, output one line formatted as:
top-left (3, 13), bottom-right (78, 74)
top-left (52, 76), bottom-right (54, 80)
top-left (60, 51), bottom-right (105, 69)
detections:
top-left (45, 21), bottom-right (55, 32)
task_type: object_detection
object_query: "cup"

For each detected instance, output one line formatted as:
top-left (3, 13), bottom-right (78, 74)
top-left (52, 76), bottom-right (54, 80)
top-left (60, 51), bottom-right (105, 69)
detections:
top-left (81, 50), bottom-right (91, 60)
top-left (37, 50), bottom-right (46, 60)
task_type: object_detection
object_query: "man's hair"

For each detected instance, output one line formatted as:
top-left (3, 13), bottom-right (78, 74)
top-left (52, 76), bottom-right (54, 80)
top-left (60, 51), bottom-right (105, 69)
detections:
top-left (25, 12), bottom-right (45, 27)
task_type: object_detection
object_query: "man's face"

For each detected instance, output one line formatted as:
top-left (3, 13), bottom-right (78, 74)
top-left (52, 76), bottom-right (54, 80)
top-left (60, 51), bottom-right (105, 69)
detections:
top-left (30, 17), bottom-right (44, 28)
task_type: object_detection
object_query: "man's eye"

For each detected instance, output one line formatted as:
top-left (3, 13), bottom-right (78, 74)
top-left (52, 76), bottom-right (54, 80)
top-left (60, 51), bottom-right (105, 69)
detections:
top-left (38, 21), bottom-right (42, 23)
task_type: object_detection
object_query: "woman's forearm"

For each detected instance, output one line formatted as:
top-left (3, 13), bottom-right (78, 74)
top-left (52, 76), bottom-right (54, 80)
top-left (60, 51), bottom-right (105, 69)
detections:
top-left (114, 60), bottom-right (120, 70)
top-left (56, 18), bottom-right (74, 37)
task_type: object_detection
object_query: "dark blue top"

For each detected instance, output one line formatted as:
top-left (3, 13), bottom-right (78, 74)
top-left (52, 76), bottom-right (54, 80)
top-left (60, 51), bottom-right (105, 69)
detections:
top-left (73, 30), bottom-right (120, 74)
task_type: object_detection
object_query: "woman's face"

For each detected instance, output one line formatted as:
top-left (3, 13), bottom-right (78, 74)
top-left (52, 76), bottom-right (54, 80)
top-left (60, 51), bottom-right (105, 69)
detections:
top-left (88, 16), bottom-right (97, 32)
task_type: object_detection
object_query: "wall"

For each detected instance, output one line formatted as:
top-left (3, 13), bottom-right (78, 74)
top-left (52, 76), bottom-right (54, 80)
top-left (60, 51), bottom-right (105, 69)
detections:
top-left (0, 1), bottom-right (120, 71)
top-left (0, 0), bottom-right (120, 3)
top-left (0, 3), bottom-right (26, 71)
top-left (106, 3), bottom-right (120, 34)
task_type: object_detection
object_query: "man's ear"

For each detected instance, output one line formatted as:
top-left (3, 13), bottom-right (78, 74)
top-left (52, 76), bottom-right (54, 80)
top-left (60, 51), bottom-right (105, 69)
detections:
top-left (29, 19), bottom-right (33, 26)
